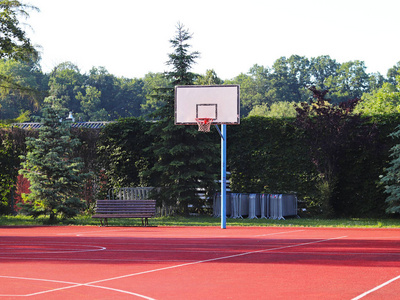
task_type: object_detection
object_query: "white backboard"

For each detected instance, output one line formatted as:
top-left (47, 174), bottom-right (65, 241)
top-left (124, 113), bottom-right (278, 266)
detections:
top-left (175, 85), bottom-right (240, 125)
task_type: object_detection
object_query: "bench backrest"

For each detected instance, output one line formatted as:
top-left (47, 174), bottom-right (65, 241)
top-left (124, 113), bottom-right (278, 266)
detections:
top-left (95, 200), bottom-right (156, 216)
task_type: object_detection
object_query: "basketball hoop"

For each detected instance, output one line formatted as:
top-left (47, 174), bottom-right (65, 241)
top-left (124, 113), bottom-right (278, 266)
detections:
top-left (195, 118), bottom-right (212, 132)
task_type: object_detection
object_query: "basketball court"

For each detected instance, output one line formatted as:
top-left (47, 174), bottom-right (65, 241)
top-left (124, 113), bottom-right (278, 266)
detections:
top-left (1, 225), bottom-right (400, 299)
top-left (2, 87), bottom-right (398, 299)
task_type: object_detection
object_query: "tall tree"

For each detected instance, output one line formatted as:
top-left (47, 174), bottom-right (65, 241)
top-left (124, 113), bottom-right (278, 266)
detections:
top-left (19, 97), bottom-right (90, 221)
top-left (381, 125), bottom-right (400, 214)
top-left (48, 62), bottom-right (85, 115)
top-left (0, 1), bottom-right (43, 119)
top-left (147, 23), bottom-right (218, 215)
top-left (309, 55), bottom-right (340, 88)
top-left (324, 60), bottom-right (370, 103)
top-left (0, 58), bottom-right (47, 120)
top-left (0, 0), bottom-right (37, 61)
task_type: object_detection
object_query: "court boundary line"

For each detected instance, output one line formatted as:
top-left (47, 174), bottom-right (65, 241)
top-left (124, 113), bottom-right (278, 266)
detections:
top-left (351, 274), bottom-right (400, 300)
top-left (0, 235), bottom-right (347, 298)
top-left (1, 248), bottom-right (398, 263)
top-left (0, 275), bottom-right (156, 299)
top-left (55, 228), bottom-right (306, 238)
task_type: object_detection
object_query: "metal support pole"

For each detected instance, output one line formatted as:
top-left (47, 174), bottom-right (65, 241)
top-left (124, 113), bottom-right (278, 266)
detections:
top-left (221, 124), bottom-right (227, 229)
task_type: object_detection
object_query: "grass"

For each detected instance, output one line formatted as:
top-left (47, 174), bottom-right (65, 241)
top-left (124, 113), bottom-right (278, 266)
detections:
top-left (1, 214), bottom-right (400, 228)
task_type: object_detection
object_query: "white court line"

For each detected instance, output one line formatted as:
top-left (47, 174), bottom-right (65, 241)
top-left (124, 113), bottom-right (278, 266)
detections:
top-left (0, 233), bottom-right (346, 298)
top-left (56, 228), bottom-right (138, 236)
top-left (0, 244), bottom-right (106, 254)
top-left (253, 229), bottom-right (305, 237)
top-left (86, 235), bottom-right (348, 284)
top-left (56, 228), bottom-right (305, 238)
top-left (2, 248), bottom-right (399, 264)
top-left (16, 235), bottom-right (347, 297)
top-left (0, 275), bottom-right (155, 299)
top-left (351, 274), bottom-right (400, 300)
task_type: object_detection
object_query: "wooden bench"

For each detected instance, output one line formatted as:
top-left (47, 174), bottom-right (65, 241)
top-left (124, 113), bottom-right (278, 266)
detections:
top-left (92, 200), bottom-right (156, 226)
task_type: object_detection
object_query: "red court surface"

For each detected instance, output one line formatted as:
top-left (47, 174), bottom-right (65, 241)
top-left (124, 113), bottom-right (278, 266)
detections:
top-left (0, 225), bottom-right (399, 299)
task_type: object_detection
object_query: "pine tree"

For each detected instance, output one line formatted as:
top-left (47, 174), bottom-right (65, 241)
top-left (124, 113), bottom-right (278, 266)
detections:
top-left (381, 126), bottom-right (400, 214)
top-left (147, 23), bottom-right (218, 215)
top-left (19, 97), bottom-right (90, 221)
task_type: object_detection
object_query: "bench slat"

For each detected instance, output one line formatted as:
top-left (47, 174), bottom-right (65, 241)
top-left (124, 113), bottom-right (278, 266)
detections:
top-left (92, 199), bottom-right (156, 226)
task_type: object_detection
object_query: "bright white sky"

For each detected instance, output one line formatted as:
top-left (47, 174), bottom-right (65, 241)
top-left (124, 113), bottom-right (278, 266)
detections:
top-left (26, 0), bottom-right (400, 80)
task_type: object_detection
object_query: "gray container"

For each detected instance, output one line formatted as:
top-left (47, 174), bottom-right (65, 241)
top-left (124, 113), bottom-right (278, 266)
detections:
top-left (248, 193), bottom-right (259, 219)
top-left (240, 193), bottom-right (249, 217)
top-left (260, 194), bottom-right (270, 218)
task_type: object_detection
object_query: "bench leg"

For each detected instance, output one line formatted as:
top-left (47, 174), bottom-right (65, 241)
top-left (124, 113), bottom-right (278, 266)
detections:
top-left (100, 218), bottom-right (108, 226)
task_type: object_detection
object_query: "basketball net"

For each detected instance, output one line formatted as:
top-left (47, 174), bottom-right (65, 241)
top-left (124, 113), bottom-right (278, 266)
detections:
top-left (195, 118), bottom-right (212, 132)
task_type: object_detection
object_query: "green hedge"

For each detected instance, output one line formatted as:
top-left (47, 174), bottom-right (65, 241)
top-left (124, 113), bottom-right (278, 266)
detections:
top-left (227, 115), bottom-right (400, 217)
top-left (3, 114), bottom-right (400, 217)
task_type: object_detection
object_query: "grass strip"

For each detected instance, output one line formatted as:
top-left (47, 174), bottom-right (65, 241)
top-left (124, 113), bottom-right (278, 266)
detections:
top-left (1, 215), bottom-right (400, 228)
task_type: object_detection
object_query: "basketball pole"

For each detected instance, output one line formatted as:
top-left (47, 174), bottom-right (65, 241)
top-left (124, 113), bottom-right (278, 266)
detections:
top-left (221, 124), bottom-right (227, 229)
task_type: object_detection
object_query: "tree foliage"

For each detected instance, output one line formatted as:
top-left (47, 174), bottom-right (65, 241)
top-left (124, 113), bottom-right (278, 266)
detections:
top-left (294, 86), bottom-right (378, 216)
top-left (354, 76), bottom-right (400, 116)
top-left (146, 23), bottom-right (218, 215)
top-left (0, 0), bottom-right (37, 61)
top-left (19, 98), bottom-right (90, 221)
top-left (381, 124), bottom-right (400, 214)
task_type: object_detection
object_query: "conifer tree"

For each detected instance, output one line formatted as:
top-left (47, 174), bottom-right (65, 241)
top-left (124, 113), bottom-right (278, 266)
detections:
top-left (19, 97), bottom-right (90, 221)
top-left (147, 23), bottom-right (218, 215)
top-left (381, 126), bottom-right (400, 214)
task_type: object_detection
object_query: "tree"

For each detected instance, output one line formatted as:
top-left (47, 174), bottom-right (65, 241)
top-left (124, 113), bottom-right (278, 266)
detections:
top-left (381, 125), bottom-right (400, 214)
top-left (141, 72), bottom-right (170, 117)
top-left (19, 97), bottom-right (90, 221)
top-left (0, 0), bottom-right (38, 61)
top-left (309, 55), bottom-right (340, 88)
top-left (146, 23), bottom-right (218, 215)
top-left (354, 81), bottom-right (400, 116)
top-left (0, 1), bottom-right (44, 119)
top-left (112, 77), bottom-right (146, 118)
top-left (324, 60), bottom-right (370, 103)
top-left (387, 61), bottom-right (400, 85)
top-left (195, 69), bottom-right (223, 85)
top-left (85, 66), bottom-right (118, 120)
top-left (266, 56), bottom-right (310, 104)
top-left (76, 85), bottom-right (107, 121)
top-left (226, 64), bottom-right (270, 117)
top-left (0, 58), bottom-right (47, 120)
top-left (295, 86), bottom-right (376, 216)
top-left (48, 62), bottom-right (85, 115)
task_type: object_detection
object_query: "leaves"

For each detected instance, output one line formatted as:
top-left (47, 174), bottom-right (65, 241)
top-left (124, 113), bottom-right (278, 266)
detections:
top-left (0, 0), bottom-right (38, 61)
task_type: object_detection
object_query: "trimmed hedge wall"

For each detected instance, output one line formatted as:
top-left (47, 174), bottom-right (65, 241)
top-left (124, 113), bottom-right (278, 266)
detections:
top-left (3, 114), bottom-right (400, 217)
top-left (228, 115), bottom-right (400, 217)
